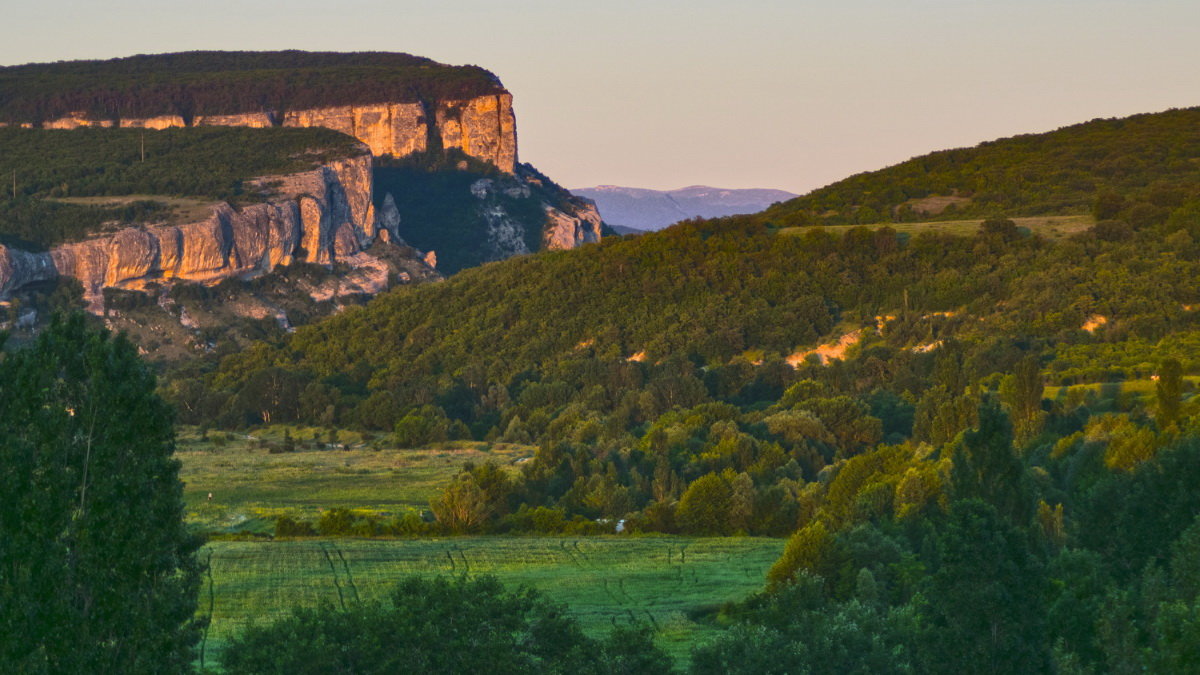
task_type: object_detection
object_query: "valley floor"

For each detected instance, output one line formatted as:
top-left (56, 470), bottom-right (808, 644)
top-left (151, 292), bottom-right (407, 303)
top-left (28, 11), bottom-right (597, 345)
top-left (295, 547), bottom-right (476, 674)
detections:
top-left (198, 536), bottom-right (783, 669)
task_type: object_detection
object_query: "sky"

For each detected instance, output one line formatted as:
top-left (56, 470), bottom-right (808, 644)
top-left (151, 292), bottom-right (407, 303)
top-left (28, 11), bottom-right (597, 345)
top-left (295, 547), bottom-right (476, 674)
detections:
top-left (3, 1), bottom-right (1200, 193)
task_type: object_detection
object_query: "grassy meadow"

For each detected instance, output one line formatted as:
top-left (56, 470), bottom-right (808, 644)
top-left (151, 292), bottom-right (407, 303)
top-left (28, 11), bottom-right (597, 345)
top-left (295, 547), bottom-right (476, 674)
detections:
top-left (178, 429), bottom-right (785, 668)
top-left (1044, 376), bottom-right (1200, 403)
top-left (779, 214), bottom-right (1095, 239)
top-left (176, 426), bottom-right (535, 534)
top-left (197, 537), bottom-right (783, 669)
top-left (48, 194), bottom-right (218, 225)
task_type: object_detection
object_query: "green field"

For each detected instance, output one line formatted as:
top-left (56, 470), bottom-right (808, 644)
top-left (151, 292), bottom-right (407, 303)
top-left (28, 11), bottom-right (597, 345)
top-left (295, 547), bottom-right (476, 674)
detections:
top-left (177, 427), bottom-right (535, 533)
top-left (180, 430), bottom-right (783, 668)
top-left (1045, 376), bottom-right (1200, 401)
top-left (198, 537), bottom-right (783, 670)
top-left (48, 194), bottom-right (218, 225)
top-left (780, 214), bottom-right (1095, 239)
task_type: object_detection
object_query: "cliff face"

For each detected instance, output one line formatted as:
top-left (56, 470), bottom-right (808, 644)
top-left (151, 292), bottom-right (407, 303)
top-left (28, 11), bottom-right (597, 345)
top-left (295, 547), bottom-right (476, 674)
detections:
top-left (543, 200), bottom-right (603, 251)
top-left (0, 152), bottom-right (414, 311)
top-left (39, 94), bottom-right (518, 174)
top-left (0, 246), bottom-right (56, 296)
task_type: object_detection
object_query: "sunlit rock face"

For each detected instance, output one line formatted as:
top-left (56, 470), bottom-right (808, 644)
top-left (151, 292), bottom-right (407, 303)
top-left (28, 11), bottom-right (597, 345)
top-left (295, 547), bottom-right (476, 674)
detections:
top-left (7, 90), bottom-right (606, 304)
top-left (543, 199), bottom-right (603, 251)
top-left (0, 152), bottom-right (423, 312)
top-left (39, 93), bottom-right (519, 174)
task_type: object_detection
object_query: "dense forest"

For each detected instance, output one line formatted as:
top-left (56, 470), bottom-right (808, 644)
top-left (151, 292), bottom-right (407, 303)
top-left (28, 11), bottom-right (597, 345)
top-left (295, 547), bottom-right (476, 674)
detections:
top-left (168, 171), bottom-right (1200, 669)
top-left (0, 126), bottom-right (362, 247)
top-left (0, 51), bottom-right (504, 124)
top-left (169, 171), bottom-right (1200, 521)
top-left (159, 173), bottom-right (1200, 673)
top-left (759, 106), bottom-right (1200, 226)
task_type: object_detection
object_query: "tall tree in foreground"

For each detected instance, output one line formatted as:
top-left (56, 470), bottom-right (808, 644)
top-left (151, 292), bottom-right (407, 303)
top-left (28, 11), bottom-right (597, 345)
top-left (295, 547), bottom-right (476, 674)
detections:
top-left (0, 315), bottom-right (202, 673)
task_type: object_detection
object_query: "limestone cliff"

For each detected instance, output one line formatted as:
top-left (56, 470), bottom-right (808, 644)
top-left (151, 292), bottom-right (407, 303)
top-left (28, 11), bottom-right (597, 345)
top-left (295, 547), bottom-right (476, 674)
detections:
top-left (40, 94), bottom-right (518, 174)
top-left (543, 199), bottom-right (603, 251)
top-left (0, 245), bottom-right (56, 296)
top-left (0, 151), bottom-right (421, 311)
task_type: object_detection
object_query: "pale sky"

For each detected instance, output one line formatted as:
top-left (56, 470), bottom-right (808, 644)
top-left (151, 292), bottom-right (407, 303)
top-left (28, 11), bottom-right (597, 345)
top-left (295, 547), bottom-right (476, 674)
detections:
top-left (3, 1), bottom-right (1199, 192)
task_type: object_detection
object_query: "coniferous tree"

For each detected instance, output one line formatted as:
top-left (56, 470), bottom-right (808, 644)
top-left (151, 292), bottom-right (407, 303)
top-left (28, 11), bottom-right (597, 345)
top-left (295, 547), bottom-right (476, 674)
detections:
top-left (0, 314), bottom-right (202, 673)
top-left (999, 356), bottom-right (1044, 445)
top-left (951, 398), bottom-right (1030, 524)
top-left (1156, 357), bottom-right (1183, 429)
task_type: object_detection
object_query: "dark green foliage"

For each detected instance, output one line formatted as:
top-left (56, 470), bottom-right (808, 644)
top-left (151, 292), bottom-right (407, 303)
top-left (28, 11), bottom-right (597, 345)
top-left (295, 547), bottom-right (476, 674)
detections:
top-left (0, 51), bottom-right (503, 124)
top-left (760, 106), bottom-right (1200, 226)
top-left (951, 400), bottom-right (1031, 524)
top-left (1156, 357), bottom-right (1183, 427)
top-left (0, 126), bottom-right (361, 247)
top-left (0, 314), bottom-right (201, 673)
top-left (1045, 549), bottom-right (1112, 670)
top-left (392, 404), bottom-right (454, 447)
top-left (1075, 438), bottom-right (1200, 581)
top-left (692, 573), bottom-right (916, 674)
top-left (676, 472), bottom-right (734, 535)
top-left (916, 500), bottom-right (1051, 674)
top-left (999, 355), bottom-right (1045, 443)
top-left (220, 575), bottom-right (671, 674)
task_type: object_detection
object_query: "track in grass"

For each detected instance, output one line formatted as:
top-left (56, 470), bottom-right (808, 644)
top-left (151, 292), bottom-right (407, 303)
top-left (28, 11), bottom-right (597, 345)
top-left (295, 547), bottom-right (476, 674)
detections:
top-left (199, 536), bottom-right (783, 669)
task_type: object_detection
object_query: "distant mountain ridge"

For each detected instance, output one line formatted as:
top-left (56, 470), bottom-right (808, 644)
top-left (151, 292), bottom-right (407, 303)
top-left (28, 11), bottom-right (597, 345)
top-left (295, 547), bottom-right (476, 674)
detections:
top-left (572, 185), bottom-right (797, 231)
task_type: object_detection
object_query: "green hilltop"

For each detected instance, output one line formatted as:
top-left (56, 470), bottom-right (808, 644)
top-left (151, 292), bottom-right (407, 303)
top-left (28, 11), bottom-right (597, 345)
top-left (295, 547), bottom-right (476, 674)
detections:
top-left (761, 106), bottom-right (1200, 227)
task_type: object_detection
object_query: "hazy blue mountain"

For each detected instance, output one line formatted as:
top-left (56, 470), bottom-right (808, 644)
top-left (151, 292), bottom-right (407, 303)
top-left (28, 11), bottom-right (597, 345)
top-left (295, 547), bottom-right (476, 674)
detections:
top-left (609, 224), bottom-right (648, 236)
top-left (571, 185), bottom-right (797, 231)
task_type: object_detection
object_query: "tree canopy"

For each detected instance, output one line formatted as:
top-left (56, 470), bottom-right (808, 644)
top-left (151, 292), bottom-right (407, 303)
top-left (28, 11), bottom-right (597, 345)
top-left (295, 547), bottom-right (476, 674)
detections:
top-left (0, 315), bottom-right (202, 673)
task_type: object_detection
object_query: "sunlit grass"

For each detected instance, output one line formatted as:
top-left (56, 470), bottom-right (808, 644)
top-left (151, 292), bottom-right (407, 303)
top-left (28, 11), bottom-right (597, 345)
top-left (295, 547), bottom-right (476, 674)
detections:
top-left (176, 425), bottom-right (534, 533)
top-left (197, 536), bottom-right (783, 670)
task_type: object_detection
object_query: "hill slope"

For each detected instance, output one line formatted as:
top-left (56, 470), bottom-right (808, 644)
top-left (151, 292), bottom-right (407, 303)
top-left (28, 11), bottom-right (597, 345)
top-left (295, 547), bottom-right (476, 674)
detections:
top-left (152, 102), bottom-right (1200, 673)
top-left (760, 106), bottom-right (1200, 227)
top-left (194, 105), bottom-right (1200, 439)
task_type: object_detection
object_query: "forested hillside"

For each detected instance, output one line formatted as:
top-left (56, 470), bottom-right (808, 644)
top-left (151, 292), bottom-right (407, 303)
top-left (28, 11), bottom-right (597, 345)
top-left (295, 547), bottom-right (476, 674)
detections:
top-left (153, 104), bottom-right (1200, 671)
top-left (761, 106), bottom-right (1200, 227)
top-left (0, 51), bottom-right (502, 124)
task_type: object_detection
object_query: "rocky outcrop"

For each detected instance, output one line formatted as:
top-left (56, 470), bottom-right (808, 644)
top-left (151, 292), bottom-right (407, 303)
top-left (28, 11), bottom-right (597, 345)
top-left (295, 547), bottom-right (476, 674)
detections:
top-left (0, 151), bottom-right (418, 312)
top-left (543, 200), bottom-right (603, 251)
top-left (37, 94), bottom-right (518, 173)
top-left (0, 246), bottom-right (56, 295)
